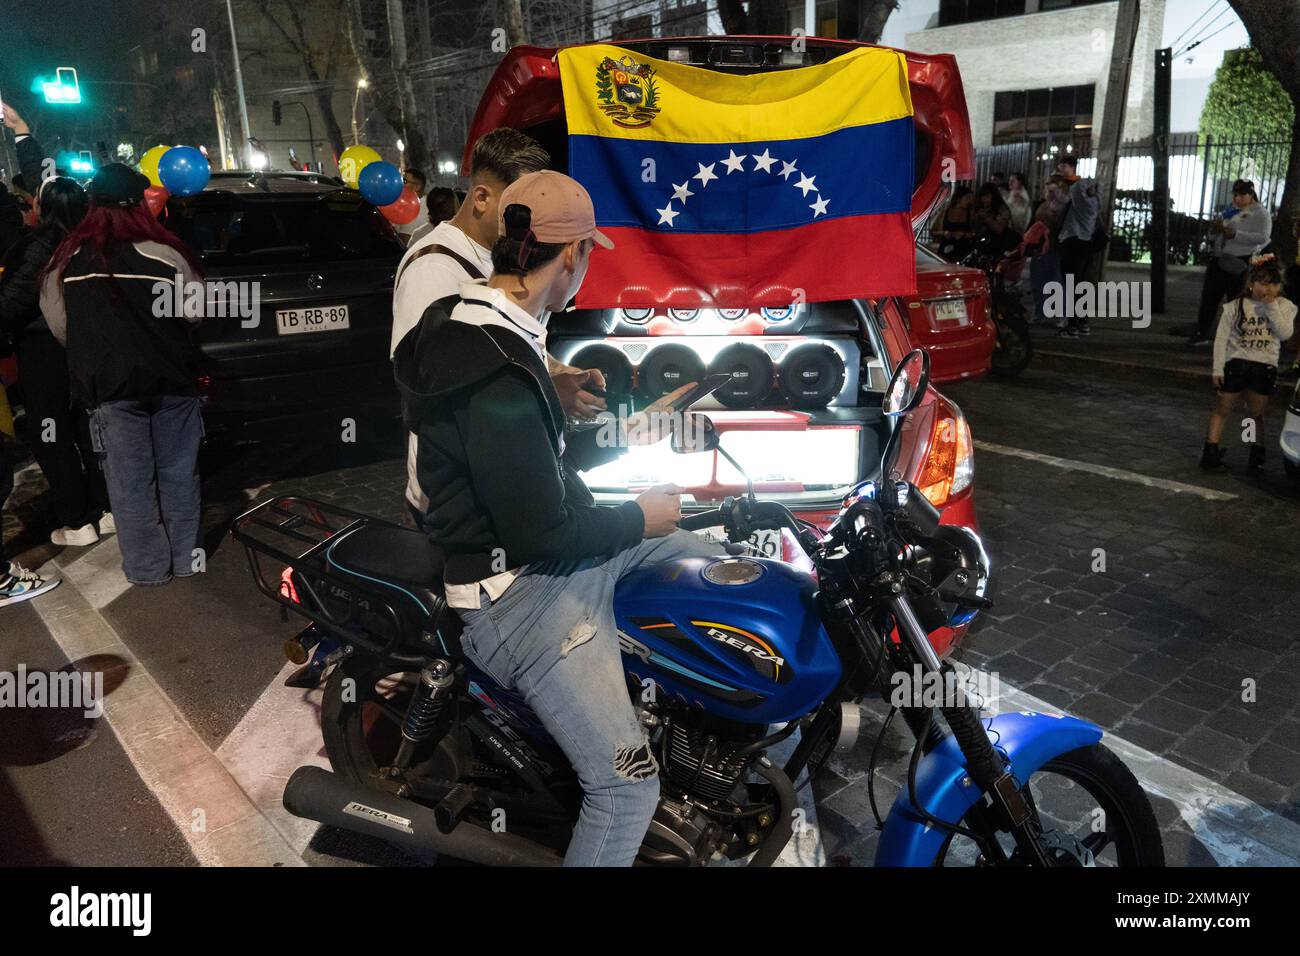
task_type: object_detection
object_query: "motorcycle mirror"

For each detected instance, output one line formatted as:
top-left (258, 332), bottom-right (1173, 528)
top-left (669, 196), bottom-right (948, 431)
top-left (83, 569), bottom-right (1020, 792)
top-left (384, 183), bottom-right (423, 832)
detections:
top-left (883, 349), bottom-right (930, 418)
top-left (670, 414), bottom-right (720, 455)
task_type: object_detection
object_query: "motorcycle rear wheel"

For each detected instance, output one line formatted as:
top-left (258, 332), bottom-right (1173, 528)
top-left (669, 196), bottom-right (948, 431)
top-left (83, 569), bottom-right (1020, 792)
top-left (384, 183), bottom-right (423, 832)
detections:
top-left (933, 743), bottom-right (1165, 866)
top-left (990, 302), bottom-right (1033, 377)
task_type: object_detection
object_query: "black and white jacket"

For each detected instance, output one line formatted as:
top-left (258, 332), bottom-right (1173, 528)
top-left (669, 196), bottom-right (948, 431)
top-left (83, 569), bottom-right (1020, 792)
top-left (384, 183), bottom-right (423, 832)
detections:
top-left (40, 240), bottom-right (201, 407)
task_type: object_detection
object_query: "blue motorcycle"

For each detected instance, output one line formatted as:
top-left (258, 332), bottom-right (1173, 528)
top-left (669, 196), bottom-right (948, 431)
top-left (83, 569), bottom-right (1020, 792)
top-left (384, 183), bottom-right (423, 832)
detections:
top-left (234, 350), bottom-right (1163, 867)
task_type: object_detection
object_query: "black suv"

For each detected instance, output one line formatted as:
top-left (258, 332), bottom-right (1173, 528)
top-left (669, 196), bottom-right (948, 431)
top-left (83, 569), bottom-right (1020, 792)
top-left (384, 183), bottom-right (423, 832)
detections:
top-left (166, 171), bottom-right (404, 442)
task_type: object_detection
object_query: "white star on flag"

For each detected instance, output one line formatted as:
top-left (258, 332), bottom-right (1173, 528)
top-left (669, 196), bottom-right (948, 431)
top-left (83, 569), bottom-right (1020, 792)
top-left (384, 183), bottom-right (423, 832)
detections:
top-left (657, 203), bottom-right (680, 226)
top-left (671, 181), bottom-right (694, 204)
top-left (810, 195), bottom-right (830, 217)
top-left (778, 160), bottom-right (798, 181)
top-left (751, 149), bottom-right (777, 173)
top-left (693, 162), bottom-right (718, 187)
top-left (794, 173), bottom-right (818, 197)
top-left (722, 149), bottom-right (747, 174)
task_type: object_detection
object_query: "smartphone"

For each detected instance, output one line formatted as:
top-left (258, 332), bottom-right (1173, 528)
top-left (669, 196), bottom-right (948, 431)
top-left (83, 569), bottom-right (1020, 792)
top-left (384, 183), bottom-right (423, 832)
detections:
top-left (661, 373), bottom-right (734, 413)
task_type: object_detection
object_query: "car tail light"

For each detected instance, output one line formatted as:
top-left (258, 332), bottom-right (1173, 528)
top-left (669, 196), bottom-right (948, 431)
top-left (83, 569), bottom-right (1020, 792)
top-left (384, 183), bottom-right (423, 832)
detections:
top-left (916, 399), bottom-right (973, 507)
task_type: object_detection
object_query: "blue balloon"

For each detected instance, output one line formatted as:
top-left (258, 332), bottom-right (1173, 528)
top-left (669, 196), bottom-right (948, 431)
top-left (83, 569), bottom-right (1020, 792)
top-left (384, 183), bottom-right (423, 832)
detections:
top-left (358, 160), bottom-right (404, 206)
top-left (157, 146), bottom-right (210, 197)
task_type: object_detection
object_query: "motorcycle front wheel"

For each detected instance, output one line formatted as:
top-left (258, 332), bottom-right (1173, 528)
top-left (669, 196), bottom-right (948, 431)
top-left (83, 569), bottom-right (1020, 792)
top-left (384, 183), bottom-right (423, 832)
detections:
top-left (933, 743), bottom-right (1165, 866)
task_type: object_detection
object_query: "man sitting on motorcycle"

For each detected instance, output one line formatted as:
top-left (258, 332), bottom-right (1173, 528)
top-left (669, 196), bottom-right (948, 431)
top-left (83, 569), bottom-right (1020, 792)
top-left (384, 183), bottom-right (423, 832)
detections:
top-left (394, 170), bottom-right (723, 866)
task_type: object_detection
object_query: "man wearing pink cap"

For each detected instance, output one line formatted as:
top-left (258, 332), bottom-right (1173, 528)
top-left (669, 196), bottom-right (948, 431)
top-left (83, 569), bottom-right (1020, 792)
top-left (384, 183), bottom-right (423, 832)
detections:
top-left (394, 170), bottom-right (721, 866)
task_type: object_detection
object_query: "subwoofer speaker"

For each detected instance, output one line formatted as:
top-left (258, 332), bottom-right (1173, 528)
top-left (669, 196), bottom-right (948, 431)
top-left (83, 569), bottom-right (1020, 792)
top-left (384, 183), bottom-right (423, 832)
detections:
top-left (779, 343), bottom-right (845, 409)
top-left (709, 343), bottom-right (774, 408)
top-left (570, 344), bottom-right (633, 402)
top-left (638, 343), bottom-right (705, 401)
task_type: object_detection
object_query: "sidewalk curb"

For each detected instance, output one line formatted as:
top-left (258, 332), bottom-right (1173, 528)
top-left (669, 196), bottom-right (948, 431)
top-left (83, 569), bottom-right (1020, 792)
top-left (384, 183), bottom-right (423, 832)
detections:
top-left (1034, 348), bottom-right (1210, 392)
top-left (32, 541), bottom-right (307, 867)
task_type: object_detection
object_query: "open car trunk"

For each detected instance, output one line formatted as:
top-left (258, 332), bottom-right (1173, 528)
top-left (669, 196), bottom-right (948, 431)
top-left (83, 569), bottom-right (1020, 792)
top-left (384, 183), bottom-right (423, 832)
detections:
top-left (466, 36), bottom-right (975, 525)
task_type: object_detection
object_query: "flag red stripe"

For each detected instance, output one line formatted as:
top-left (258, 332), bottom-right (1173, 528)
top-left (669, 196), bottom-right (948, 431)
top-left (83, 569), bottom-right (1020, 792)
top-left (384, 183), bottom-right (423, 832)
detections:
top-left (575, 213), bottom-right (917, 310)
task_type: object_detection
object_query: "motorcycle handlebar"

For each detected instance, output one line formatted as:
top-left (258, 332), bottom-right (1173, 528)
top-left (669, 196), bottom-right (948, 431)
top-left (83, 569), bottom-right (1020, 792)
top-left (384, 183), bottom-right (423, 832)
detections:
top-left (678, 509), bottom-right (724, 532)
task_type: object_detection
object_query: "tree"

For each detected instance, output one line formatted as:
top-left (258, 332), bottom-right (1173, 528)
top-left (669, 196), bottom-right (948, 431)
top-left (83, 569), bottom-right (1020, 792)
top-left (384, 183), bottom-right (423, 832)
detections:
top-left (499, 0), bottom-right (527, 47)
top-left (344, 0), bottom-right (433, 171)
top-left (858, 1), bottom-right (901, 44)
top-left (717, 0), bottom-right (897, 40)
top-left (1226, 1), bottom-right (1300, 267)
top-left (247, 0), bottom-right (351, 158)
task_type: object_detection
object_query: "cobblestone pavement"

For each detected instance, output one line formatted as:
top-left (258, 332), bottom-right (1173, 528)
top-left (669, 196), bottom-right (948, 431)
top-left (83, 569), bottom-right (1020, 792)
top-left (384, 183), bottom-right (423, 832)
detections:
top-left (813, 365), bottom-right (1300, 866)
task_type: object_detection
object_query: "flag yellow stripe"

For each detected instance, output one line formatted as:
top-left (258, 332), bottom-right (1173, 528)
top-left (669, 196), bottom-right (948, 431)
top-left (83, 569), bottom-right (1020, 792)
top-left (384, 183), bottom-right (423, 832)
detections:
top-left (559, 44), bottom-right (913, 144)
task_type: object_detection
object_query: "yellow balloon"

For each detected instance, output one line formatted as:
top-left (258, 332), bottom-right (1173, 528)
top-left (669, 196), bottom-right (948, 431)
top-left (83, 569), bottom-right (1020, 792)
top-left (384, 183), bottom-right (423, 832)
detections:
top-left (140, 145), bottom-right (171, 188)
top-left (339, 144), bottom-right (381, 189)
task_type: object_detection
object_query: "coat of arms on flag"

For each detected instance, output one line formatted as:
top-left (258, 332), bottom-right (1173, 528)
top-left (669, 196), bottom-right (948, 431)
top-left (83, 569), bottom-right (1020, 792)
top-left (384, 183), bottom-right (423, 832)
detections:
top-left (559, 43), bottom-right (918, 309)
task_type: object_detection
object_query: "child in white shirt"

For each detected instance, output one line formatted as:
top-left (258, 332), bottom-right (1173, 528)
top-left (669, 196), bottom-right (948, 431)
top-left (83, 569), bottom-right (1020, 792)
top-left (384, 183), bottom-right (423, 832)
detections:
top-left (1203, 259), bottom-right (1296, 472)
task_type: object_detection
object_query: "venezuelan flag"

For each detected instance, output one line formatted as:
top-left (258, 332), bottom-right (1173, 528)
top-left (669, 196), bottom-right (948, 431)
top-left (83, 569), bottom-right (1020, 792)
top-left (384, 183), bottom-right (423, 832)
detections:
top-left (559, 44), bottom-right (916, 309)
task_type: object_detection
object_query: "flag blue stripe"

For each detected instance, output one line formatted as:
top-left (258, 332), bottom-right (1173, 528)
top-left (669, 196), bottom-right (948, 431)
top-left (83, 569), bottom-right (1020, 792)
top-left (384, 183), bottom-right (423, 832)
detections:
top-left (569, 117), bottom-right (914, 234)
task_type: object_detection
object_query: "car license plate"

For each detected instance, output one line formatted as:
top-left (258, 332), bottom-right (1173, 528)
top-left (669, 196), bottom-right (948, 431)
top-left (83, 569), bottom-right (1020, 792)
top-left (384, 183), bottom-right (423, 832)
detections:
top-left (276, 304), bottom-right (350, 335)
top-left (693, 525), bottom-right (782, 559)
top-left (931, 299), bottom-right (968, 324)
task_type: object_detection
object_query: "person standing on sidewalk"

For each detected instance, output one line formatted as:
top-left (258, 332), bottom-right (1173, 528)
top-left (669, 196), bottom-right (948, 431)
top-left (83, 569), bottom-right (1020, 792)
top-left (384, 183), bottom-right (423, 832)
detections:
top-left (0, 175), bottom-right (116, 547)
top-left (1191, 180), bottom-right (1272, 347)
top-left (0, 401), bottom-right (63, 607)
top-left (38, 164), bottom-right (205, 587)
top-left (1055, 156), bottom-right (1099, 338)
top-left (1202, 259), bottom-right (1295, 472)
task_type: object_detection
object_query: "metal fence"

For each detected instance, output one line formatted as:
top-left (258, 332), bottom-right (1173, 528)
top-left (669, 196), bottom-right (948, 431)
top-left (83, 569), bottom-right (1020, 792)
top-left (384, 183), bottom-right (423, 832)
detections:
top-left (919, 135), bottom-right (1290, 266)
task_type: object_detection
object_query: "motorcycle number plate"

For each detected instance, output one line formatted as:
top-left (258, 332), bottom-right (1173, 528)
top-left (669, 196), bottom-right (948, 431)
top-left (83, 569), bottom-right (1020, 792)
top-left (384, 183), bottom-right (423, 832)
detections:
top-left (691, 526), bottom-right (780, 559)
top-left (930, 299), bottom-right (968, 325)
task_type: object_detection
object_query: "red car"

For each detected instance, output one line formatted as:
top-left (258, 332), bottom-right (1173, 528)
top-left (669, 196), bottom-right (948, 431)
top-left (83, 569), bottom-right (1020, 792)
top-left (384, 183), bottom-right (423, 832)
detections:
top-left (467, 36), bottom-right (979, 653)
top-left (901, 244), bottom-right (994, 384)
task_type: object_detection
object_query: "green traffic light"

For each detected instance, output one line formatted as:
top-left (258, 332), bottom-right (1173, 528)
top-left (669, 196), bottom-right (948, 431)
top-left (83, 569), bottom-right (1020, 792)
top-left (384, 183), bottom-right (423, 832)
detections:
top-left (41, 67), bottom-right (81, 104)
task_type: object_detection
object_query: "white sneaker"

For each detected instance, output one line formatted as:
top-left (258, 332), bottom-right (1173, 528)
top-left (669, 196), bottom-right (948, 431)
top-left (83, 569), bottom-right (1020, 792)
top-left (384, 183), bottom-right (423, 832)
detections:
top-left (98, 513), bottom-right (117, 536)
top-left (0, 564), bottom-right (62, 607)
top-left (51, 523), bottom-right (100, 547)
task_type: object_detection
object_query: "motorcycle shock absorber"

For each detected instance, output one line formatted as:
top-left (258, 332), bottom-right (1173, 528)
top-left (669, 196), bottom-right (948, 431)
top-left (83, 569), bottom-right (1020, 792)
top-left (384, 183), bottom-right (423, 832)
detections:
top-left (392, 660), bottom-right (455, 771)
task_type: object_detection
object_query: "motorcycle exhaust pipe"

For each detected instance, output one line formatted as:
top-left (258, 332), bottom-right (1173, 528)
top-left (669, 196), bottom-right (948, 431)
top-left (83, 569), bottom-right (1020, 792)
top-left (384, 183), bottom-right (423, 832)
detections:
top-left (282, 765), bottom-right (563, 867)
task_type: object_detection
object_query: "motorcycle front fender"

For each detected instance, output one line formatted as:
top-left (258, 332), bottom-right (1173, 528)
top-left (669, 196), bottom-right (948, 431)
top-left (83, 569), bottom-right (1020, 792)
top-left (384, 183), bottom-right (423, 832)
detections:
top-left (875, 710), bottom-right (1103, 866)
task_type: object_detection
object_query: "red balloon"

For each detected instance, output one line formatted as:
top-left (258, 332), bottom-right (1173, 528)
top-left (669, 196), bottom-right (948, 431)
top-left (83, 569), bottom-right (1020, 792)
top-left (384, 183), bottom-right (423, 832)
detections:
top-left (381, 187), bottom-right (422, 225)
top-left (144, 185), bottom-right (170, 217)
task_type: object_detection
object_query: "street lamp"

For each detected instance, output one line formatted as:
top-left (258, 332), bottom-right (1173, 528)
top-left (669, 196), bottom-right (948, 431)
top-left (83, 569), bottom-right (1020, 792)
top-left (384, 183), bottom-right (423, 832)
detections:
top-left (351, 77), bottom-right (369, 146)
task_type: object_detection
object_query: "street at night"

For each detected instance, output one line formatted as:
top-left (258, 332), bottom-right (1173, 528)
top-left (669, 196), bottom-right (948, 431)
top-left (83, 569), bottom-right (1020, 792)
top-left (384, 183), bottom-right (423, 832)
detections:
top-left (2, 0), bottom-right (1299, 934)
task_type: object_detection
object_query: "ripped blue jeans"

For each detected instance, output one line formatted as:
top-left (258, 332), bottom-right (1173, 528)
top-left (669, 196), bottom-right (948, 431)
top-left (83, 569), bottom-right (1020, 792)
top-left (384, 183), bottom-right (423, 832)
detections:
top-left (456, 530), bottom-right (723, 866)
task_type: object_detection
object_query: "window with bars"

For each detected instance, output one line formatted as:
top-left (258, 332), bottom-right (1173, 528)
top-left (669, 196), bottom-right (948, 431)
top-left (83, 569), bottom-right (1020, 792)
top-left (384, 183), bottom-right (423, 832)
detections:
top-left (993, 84), bottom-right (1095, 143)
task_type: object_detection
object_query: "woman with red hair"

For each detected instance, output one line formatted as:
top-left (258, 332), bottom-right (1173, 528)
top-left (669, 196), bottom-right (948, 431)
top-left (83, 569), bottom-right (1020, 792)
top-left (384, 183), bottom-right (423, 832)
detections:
top-left (39, 164), bottom-right (204, 586)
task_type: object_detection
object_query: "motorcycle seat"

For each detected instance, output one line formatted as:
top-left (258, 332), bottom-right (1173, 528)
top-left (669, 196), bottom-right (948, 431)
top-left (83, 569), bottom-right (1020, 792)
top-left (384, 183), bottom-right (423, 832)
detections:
top-left (325, 523), bottom-right (446, 631)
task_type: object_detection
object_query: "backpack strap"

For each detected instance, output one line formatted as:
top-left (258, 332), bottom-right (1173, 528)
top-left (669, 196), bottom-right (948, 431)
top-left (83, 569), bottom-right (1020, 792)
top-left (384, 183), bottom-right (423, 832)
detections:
top-left (395, 243), bottom-right (486, 289)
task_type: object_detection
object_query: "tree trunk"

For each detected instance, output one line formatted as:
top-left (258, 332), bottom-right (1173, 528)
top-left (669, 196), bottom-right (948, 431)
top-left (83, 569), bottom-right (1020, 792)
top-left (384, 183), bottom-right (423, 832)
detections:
top-left (344, 0), bottom-right (432, 171)
top-left (1227, 0), bottom-right (1300, 267)
top-left (716, 0), bottom-right (788, 36)
top-left (499, 0), bottom-right (527, 47)
top-left (857, 1), bottom-right (899, 43)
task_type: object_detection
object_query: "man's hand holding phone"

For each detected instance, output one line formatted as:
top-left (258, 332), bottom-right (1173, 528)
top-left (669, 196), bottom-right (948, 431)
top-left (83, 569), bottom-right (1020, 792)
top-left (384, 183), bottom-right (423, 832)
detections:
top-left (636, 483), bottom-right (682, 537)
top-left (552, 366), bottom-right (608, 420)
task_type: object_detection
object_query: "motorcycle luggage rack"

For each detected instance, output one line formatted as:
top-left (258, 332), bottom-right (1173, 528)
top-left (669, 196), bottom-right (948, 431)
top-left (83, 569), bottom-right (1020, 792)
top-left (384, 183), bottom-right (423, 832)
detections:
top-left (230, 495), bottom-right (434, 666)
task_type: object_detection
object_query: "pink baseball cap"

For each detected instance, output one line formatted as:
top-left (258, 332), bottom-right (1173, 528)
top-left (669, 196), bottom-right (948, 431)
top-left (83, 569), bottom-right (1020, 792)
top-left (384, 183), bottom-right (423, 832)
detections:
top-left (497, 170), bottom-right (614, 249)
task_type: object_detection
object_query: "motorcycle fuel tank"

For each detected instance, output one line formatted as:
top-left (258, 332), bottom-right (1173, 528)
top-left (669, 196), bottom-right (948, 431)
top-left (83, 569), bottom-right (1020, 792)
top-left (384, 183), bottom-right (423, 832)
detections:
top-left (614, 556), bottom-right (842, 724)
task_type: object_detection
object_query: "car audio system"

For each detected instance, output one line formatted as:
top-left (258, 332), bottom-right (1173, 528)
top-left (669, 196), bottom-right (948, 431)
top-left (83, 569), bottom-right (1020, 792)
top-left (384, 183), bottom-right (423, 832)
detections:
top-left (553, 335), bottom-right (869, 411)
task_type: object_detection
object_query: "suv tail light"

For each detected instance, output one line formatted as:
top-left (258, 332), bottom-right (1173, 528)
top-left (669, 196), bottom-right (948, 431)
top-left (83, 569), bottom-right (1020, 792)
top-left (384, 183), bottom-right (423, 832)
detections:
top-left (916, 398), bottom-right (973, 507)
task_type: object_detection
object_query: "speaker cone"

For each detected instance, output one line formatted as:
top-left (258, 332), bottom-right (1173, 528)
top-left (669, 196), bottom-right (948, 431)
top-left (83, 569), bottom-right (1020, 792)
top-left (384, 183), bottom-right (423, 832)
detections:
top-left (570, 344), bottom-right (633, 403)
top-left (639, 343), bottom-right (705, 401)
top-left (779, 343), bottom-right (845, 409)
top-left (709, 343), bottom-right (773, 409)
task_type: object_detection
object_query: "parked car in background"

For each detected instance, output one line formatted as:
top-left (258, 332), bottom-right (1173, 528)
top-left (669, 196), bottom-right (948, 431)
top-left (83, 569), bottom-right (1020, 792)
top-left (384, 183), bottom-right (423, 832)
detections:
top-left (165, 171), bottom-right (404, 443)
top-left (898, 244), bottom-right (994, 384)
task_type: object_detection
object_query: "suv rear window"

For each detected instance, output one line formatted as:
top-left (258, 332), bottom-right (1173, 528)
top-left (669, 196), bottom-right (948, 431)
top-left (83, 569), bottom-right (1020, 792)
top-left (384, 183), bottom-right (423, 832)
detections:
top-left (167, 192), bottom-right (404, 265)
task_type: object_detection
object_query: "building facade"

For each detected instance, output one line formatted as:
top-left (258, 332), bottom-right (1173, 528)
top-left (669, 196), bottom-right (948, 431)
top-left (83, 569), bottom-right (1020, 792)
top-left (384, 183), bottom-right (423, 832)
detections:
top-left (903, 0), bottom-right (1167, 149)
